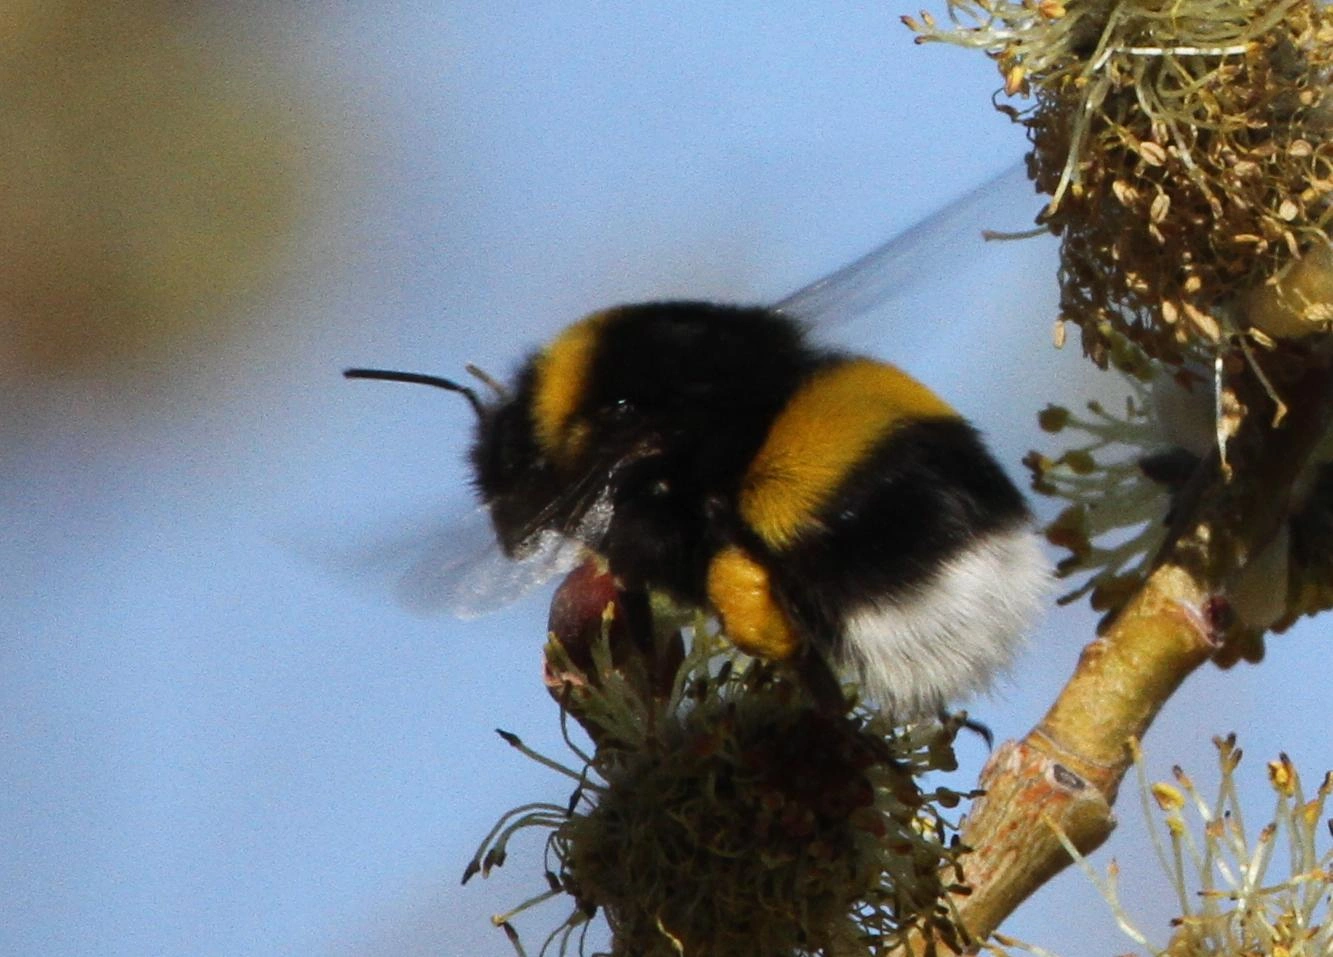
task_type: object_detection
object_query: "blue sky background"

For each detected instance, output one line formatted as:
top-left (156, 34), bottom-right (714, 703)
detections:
top-left (5, 4), bottom-right (1331, 955)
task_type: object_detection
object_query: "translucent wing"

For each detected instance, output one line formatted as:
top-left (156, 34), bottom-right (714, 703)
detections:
top-left (392, 508), bottom-right (585, 617)
top-left (395, 489), bottom-right (615, 617)
top-left (767, 158), bottom-right (1073, 492)
top-left (774, 162), bottom-right (1042, 326)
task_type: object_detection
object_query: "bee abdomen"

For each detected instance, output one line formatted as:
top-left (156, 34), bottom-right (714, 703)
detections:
top-left (733, 358), bottom-right (1048, 717)
top-left (835, 521), bottom-right (1048, 718)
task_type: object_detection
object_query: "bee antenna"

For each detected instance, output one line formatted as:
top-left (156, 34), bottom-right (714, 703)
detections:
top-left (464, 363), bottom-right (508, 400)
top-left (343, 367), bottom-right (486, 419)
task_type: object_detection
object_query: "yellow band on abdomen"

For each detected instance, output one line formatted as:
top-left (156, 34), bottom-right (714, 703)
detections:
top-left (739, 358), bottom-right (956, 550)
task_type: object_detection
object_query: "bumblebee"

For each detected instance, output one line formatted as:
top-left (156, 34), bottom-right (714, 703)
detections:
top-left (347, 296), bottom-right (1048, 719)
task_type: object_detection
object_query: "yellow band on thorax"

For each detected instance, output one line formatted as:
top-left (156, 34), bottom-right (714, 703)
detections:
top-left (531, 310), bottom-right (611, 464)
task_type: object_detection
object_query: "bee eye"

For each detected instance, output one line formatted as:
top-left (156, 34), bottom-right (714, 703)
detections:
top-left (649, 478), bottom-right (671, 497)
top-left (603, 398), bottom-right (640, 426)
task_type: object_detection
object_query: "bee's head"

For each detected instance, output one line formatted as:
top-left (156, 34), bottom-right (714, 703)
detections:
top-left (343, 363), bottom-right (555, 553)
top-left (468, 374), bottom-right (571, 553)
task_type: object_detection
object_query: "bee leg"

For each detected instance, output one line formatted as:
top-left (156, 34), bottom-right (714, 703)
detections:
top-left (797, 646), bottom-right (851, 716)
top-left (610, 583), bottom-right (683, 701)
top-left (615, 584), bottom-right (655, 659)
top-left (940, 709), bottom-right (994, 751)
